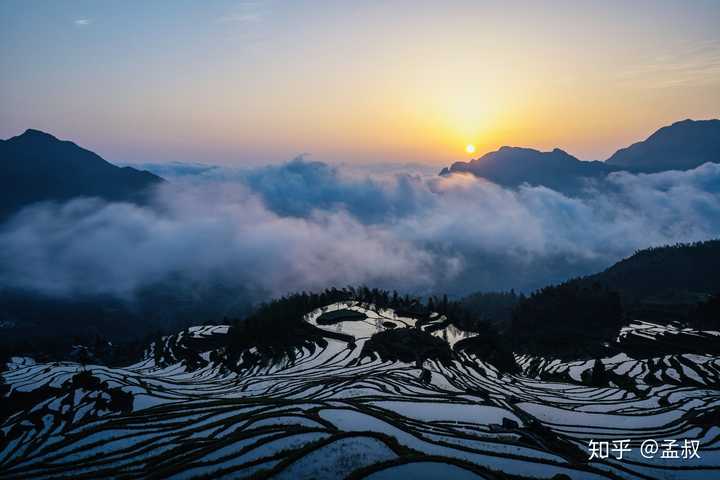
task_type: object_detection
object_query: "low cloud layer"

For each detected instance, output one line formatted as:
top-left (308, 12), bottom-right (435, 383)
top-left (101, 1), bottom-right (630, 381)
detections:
top-left (2, 160), bottom-right (720, 301)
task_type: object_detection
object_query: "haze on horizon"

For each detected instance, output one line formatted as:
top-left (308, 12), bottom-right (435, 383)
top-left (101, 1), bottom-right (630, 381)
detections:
top-left (1, 0), bottom-right (719, 167)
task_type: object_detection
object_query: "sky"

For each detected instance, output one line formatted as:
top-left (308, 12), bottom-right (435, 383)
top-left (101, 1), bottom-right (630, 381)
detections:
top-left (1, 0), bottom-right (719, 166)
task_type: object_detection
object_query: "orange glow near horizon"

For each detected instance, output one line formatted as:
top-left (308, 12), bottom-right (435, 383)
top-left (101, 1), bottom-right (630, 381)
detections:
top-left (0, 2), bottom-right (718, 166)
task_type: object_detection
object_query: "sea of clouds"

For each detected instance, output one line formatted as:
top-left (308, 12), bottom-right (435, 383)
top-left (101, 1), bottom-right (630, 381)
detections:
top-left (2, 158), bottom-right (720, 300)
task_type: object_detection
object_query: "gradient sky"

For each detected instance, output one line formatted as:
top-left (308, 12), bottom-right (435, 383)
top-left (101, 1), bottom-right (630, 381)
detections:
top-left (1, 0), bottom-right (719, 166)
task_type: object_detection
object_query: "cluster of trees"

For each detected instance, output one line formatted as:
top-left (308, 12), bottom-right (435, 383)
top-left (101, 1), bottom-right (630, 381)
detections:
top-left (688, 293), bottom-right (720, 330)
top-left (0, 281), bottom-right (255, 350)
top-left (459, 290), bottom-right (524, 331)
top-left (217, 280), bottom-right (637, 368)
top-left (361, 328), bottom-right (452, 366)
top-left (225, 287), bottom-right (500, 350)
top-left (583, 240), bottom-right (720, 303)
top-left (0, 332), bottom-right (155, 371)
top-left (225, 287), bottom-right (432, 357)
top-left (508, 282), bottom-right (623, 357)
top-left (221, 286), bottom-right (522, 372)
top-left (224, 288), bottom-right (358, 367)
top-left (454, 329), bottom-right (520, 374)
top-left (498, 240), bottom-right (720, 357)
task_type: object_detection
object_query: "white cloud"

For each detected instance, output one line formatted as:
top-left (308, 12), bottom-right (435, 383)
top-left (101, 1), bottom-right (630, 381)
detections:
top-left (1, 161), bottom-right (719, 299)
top-left (74, 19), bottom-right (91, 26)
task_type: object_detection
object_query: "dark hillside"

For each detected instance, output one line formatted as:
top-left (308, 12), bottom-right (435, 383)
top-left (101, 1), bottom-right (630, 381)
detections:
top-left (0, 129), bottom-right (163, 220)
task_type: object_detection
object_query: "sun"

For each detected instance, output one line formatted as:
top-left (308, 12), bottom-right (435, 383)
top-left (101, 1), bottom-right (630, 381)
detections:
top-left (465, 144), bottom-right (476, 154)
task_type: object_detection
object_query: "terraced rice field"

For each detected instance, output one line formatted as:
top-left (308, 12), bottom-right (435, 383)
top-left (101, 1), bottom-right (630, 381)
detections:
top-left (2, 303), bottom-right (719, 479)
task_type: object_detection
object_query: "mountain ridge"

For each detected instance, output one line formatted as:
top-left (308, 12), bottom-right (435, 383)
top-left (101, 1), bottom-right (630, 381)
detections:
top-left (441, 119), bottom-right (720, 193)
top-left (606, 118), bottom-right (720, 171)
top-left (0, 129), bottom-right (164, 220)
top-left (440, 145), bottom-right (618, 195)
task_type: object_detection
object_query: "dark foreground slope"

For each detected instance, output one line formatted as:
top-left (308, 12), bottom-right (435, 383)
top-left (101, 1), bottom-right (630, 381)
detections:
top-left (463, 240), bottom-right (720, 358)
top-left (583, 240), bottom-right (720, 301)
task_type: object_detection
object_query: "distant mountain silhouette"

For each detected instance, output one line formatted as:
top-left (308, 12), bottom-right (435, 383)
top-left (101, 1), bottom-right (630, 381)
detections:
top-left (440, 146), bottom-right (618, 195)
top-left (441, 119), bottom-right (720, 193)
top-left (606, 119), bottom-right (720, 172)
top-left (0, 129), bottom-right (163, 220)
